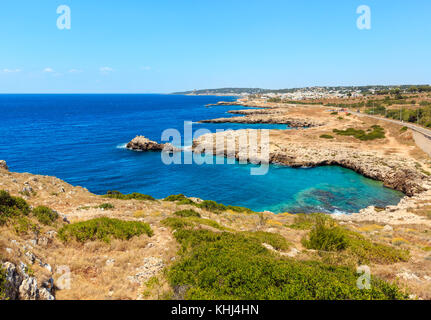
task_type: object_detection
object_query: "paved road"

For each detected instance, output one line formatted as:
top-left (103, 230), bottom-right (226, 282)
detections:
top-left (348, 111), bottom-right (431, 140)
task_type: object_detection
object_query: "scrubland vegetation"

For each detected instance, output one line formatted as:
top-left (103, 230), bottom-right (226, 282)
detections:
top-left (103, 190), bottom-right (155, 201)
top-left (164, 194), bottom-right (253, 214)
top-left (0, 190), bottom-right (60, 234)
top-left (0, 188), bottom-right (415, 300)
top-left (161, 213), bottom-right (407, 300)
top-left (333, 125), bottom-right (385, 141)
top-left (58, 217), bottom-right (153, 243)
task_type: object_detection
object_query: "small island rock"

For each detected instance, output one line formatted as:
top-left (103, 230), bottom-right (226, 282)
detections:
top-left (126, 136), bottom-right (179, 152)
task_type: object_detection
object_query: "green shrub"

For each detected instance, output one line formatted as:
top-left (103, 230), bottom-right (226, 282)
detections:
top-left (225, 205), bottom-right (253, 214)
top-left (164, 194), bottom-right (196, 205)
top-left (400, 126), bottom-right (408, 132)
top-left (320, 134), bottom-right (334, 139)
top-left (174, 209), bottom-right (201, 218)
top-left (58, 217), bottom-right (153, 243)
top-left (98, 203), bottom-right (115, 210)
top-left (198, 200), bottom-right (252, 214)
top-left (166, 221), bottom-right (406, 300)
top-left (198, 200), bottom-right (227, 213)
top-left (302, 217), bottom-right (409, 264)
top-left (345, 231), bottom-right (409, 264)
top-left (104, 190), bottom-right (155, 201)
top-left (164, 195), bottom-right (252, 214)
top-left (33, 206), bottom-right (59, 225)
top-left (333, 125), bottom-right (385, 141)
top-left (0, 190), bottom-right (30, 225)
top-left (302, 217), bottom-right (348, 251)
top-left (13, 216), bottom-right (39, 235)
top-left (245, 231), bottom-right (290, 251)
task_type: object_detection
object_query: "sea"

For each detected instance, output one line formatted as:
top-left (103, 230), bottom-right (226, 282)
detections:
top-left (0, 94), bottom-right (403, 214)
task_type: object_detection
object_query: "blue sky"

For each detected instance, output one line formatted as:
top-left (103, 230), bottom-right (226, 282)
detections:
top-left (0, 0), bottom-right (430, 93)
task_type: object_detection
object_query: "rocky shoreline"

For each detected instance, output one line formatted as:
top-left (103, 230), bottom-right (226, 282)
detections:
top-left (199, 116), bottom-right (322, 128)
top-left (192, 130), bottom-right (429, 196)
top-left (192, 129), bottom-right (431, 225)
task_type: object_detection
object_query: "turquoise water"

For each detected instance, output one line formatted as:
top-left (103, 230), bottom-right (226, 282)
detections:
top-left (0, 94), bottom-right (403, 214)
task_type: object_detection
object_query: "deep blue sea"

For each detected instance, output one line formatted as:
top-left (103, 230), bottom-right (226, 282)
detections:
top-left (0, 94), bottom-right (403, 214)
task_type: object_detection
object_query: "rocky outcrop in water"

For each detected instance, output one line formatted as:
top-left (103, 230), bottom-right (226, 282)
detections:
top-left (126, 136), bottom-right (180, 152)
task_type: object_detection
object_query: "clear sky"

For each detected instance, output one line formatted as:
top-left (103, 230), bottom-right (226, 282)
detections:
top-left (0, 0), bottom-right (430, 93)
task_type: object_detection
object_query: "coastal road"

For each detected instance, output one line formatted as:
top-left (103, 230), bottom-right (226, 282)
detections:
top-left (348, 110), bottom-right (431, 156)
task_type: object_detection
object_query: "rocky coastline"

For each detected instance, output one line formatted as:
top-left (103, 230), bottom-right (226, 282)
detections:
top-left (201, 101), bottom-right (323, 128)
top-left (199, 116), bottom-right (322, 128)
top-left (192, 130), bottom-right (429, 196)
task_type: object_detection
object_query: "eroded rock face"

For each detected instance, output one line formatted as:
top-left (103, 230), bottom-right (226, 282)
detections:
top-left (19, 277), bottom-right (39, 300)
top-left (1, 262), bottom-right (55, 300)
top-left (126, 136), bottom-right (179, 152)
top-left (2, 262), bottom-right (22, 300)
top-left (0, 160), bottom-right (8, 171)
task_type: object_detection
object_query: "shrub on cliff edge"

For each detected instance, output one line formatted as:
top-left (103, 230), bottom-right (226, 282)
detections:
top-left (33, 206), bottom-right (59, 225)
top-left (0, 190), bottom-right (31, 224)
top-left (104, 190), bottom-right (155, 201)
top-left (58, 217), bottom-right (153, 243)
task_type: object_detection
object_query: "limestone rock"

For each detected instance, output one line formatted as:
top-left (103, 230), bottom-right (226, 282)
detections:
top-left (382, 225), bottom-right (394, 232)
top-left (1, 261), bottom-right (55, 300)
top-left (106, 259), bottom-right (115, 267)
top-left (2, 262), bottom-right (23, 300)
top-left (127, 257), bottom-right (164, 284)
top-left (19, 277), bottom-right (39, 300)
top-left (39, 288), bottom-right (55, 300)
top-left (126, 136), bottom-right (179, 152)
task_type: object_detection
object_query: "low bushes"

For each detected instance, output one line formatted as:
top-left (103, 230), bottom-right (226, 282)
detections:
top-left (58, 217), bottom-right (153, 243)
top-left (98, 203), bottom-right (115, 210)
top-left (174, 209), bottom-right (201, 218)
top-left (302, 217), bottom-right (348, 251)
top-left (320, 134), bottom-right (334, 139)
top-left (302, 216), bottom-right (409, 264)
top-left (164, 194), bottom-right (252, 214)
top-left (0, 190), bottom-right (30, 225)
top-left (164, 194), bottom-right (196, 205)
top-left (33, 206), bottom-right (59, 225)
top-left (333, 125), bottom-right (385, 141)
top-left (164, 216), bottom-right (406, 300)
top-left (103, 190), bottom-right (155, 201)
